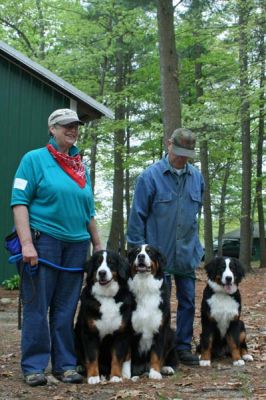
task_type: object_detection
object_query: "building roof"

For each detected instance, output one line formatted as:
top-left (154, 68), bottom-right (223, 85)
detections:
top-left (223, 223), bottom-right (266, 239)
top-left (0, 40), bottom-right (114, 121)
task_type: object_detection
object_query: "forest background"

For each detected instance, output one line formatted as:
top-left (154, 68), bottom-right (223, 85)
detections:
top-left (0, 0), bottom-right (265, 271)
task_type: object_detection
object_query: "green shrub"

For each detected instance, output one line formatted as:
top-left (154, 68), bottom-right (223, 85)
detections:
top-left (2, 274), bottom-right (20, 290)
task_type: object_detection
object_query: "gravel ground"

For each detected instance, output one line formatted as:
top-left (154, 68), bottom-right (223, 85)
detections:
top-left (0, 265), bottom-right (265, 400)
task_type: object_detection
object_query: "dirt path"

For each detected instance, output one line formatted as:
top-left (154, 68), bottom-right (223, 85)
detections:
top-left (0, 266), bottom-right (265, 400)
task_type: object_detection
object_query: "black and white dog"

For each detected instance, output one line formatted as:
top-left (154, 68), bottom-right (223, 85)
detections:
top-left (199, 256), bottom-right (253, 367)
top-left (75, 250), bottom-right (132, 384)
top-left (127, 244), bottom-right (177, 379)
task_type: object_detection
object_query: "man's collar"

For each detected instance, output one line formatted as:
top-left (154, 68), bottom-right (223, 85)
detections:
top-left (163, 154), bottom-right (191, 175)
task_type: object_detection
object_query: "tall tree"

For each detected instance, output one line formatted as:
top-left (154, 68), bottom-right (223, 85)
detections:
top-left (255, 0), bottom-right (266, 268)
top-left (107, 39), bottom-right (127, 254)
top-left (238, 0), bottom-right (252, 271)
top-left (217, 163), bottom-right (232, 255)
top-left (157, 0), bottom-right (181, 145)
top-left (191, 0), bottom-right (214, 263)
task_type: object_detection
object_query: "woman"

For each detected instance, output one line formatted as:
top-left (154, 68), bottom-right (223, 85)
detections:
top-left (11, 108), bottom-right (102, 386)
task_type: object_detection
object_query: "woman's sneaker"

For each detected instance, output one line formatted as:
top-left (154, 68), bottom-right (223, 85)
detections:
top-left (53, 369), bottom-right (83, 384)
top-left (24, 373), bottom-right (47, 387)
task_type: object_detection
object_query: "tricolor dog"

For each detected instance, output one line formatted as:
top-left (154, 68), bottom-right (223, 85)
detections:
top-left (127, 244), bottom-right (177, 379)
top-left (198, 256), bottom-right (253, 367)
top-left (75, 250), bottom-right (132, 384)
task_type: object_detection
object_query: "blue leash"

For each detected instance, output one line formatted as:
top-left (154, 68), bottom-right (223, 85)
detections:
top-left (9, 253), bottom-right (84, 273)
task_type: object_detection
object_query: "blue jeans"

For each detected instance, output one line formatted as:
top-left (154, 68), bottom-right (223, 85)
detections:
top-left (20, 232), bottom-right (89, 375)
top-left (164, 274), bottom-right (196, 351)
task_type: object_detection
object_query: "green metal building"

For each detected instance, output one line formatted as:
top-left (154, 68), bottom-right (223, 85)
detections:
top-left (0, 41), bottom-right (113, 283)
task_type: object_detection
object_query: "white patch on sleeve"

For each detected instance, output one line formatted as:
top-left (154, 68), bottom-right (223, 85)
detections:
top-left (13, 178), bottom-right (28, 190)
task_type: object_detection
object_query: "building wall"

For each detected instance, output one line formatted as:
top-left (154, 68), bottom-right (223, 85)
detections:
top-left (0, 56), bottom-right (69, 282)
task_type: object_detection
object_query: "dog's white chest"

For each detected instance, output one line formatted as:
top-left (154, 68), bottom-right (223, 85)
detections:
top-left (129, 275), bottom-right (163, 354)
top-left (95, 296), bottom-right (122, 340)
top-left (207, 293), bottom-right (239, 338)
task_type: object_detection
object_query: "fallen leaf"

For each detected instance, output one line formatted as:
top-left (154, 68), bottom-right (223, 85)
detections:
top-left (111, 390), bottom-right (144, 399)
top-left (0, 371), bottom-right (13, 377)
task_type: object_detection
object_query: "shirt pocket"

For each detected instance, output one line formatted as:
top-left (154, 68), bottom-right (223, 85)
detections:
top-left (189, 190), bottom-right (201, 216)
top-left (153, 192), bottom-right (174, 218)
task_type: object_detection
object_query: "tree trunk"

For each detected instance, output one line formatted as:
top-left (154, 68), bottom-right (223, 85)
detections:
top-left (199, 138), bottom-right (213, 263)
top-left (89, 127), bottom-right (97, 193)
top-left (238, 0), bottom-right (252, 272)
top-left (107, 44), bottom-right (126, 255)
top-left (89, 49), bottom-right (109, 193)
top-left (125, 127), bottom-right (131, 225)
top-left (157, 0), bottom-right (181, 146)
top-left (256, 0), bottom-right (266, 268)
top-left (35, 0), bottom-right (46, 60)
top-left (217, 163), bottom-right (231, 255)
top-left (193, 6), bottom-right (213, 263)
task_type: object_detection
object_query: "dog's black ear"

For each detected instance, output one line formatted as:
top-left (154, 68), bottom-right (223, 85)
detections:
top-left (232, 257), bottom-right (245, 282)
top-left (158, 249), bottom-right (167, 269)
top-left (83, 259), bottom-right (90, 274)
top-left (117, 255), bottom-right (130, 282)
top-left (127, 246), bottom-right (138, 265)
top-left (150, 246), bottom-right (166, 278)
top-left (204, 257), bottom-right (220, 280)
top-left (84, 256), bottom-right (94, 279)
top-left (155, 248), bottom-right (166, 272)
top-left (84, 251), bottom-right (102, 281)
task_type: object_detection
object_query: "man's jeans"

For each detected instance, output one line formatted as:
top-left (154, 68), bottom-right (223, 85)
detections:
top-left (164, 274), bottom-right (196, 351)
top-left (20, 232), bottom-right (88, 375)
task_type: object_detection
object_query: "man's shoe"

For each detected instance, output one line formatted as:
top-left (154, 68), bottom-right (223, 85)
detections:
top-left (24, 373), bottom-right (47, 387)
top-left (53, 369), bottom-right (83, 384)
top-left (177, 350), bottom-right (199, 366)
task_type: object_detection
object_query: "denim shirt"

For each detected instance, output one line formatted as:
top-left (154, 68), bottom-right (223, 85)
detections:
top-left (127, 156), bottom-right (204, 276)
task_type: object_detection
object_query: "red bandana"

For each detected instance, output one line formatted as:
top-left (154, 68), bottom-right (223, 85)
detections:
top-left (46, 144), bottom-right (86, 188)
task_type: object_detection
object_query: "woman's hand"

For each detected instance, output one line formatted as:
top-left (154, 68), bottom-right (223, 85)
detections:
top-left (93, 243), bottom-right (102, 253)
top-left (13, 205), bottom-right (38, 266)
top-left (22, 242), bottom-right (38, 266)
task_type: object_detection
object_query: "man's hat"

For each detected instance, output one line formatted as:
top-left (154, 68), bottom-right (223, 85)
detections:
top-left (48, 109), bottom-right (84, 127)
top-left (171, 128), bottom-right (196, 158)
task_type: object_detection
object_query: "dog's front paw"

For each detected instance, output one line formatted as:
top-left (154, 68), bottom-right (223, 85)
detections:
top-left (131, 376), bottom-right (140, 382)
top-left (199, 359), bottom-right (211, 367)
top-left (122, 360), bottom-right (131, 379)
top-left (87, 375), bottom-right (100, 384)
top-left (149, 368), bottom-right (162, 380)
top-left (161, 366), bottom-right (175, 375)
top-left (242, 354), bottom-right (253, 362)
top-left (110, 376), bottom-right (122, 383)
top-left (233, 359), bottom-right (245, 366)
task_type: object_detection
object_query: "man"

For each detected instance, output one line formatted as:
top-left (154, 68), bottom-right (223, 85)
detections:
top-left (127, 128), bottom-right (204, 366)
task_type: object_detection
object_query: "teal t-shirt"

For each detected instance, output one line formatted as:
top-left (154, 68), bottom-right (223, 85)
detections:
top-left (11, 142), bottom-right (95, 242)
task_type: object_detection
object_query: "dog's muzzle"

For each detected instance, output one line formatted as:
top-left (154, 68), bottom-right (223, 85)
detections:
top-left (135, 262), bottom-right (151, 273)
top-left (97, 270), bottom-right (113, 285)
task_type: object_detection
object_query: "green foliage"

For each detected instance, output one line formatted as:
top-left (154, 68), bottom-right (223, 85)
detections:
top-left (2, 274), bottom-right (20, 290)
